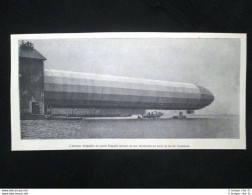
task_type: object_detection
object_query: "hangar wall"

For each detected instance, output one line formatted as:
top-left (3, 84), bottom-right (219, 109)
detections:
top-left (19, 42), bottom-right (46, 116)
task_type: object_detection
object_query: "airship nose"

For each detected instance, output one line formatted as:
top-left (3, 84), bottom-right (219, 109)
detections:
top-left (197, 86), bottom-right (214, 106)
top-left (207, 91), bottom-right (214, 105)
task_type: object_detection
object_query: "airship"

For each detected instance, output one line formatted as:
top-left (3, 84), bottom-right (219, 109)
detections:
top-left (18, 42), bottom-right (214, 118)
top-left (44, 69), bottom-right (214, 115)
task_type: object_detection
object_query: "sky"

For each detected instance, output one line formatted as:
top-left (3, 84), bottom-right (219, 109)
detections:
top-left (27, 38), bottom-right (240, 115)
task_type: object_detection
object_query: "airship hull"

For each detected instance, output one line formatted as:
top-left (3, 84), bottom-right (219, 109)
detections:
top-left (44, 69), bottom-right (214, 110)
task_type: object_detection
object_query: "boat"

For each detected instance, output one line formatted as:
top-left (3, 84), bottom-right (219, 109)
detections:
top-left (138, 111), bottom-right (163, 119)
top-left (173, 112), bottom-right (187, 119)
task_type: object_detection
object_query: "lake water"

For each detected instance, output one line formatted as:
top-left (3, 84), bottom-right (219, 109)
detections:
top-left (21, 115), bottom-right (239, 139)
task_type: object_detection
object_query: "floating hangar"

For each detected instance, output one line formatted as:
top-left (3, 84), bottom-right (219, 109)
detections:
top-left (19, 42), bottom-right (214, 117)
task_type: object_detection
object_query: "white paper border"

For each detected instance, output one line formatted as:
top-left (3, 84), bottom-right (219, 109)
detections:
top-left (11, 32), bottom-right (247, 151)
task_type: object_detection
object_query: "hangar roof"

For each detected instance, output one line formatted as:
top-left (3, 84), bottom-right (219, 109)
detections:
top-left (19, 48), bottom-right (47, 60)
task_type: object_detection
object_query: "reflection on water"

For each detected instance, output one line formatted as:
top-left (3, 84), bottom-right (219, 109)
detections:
top-left (21, 115), bottom-right (239, 139)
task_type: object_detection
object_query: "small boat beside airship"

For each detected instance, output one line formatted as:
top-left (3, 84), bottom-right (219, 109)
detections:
top-left (138, 111), bottom-right (164, 119)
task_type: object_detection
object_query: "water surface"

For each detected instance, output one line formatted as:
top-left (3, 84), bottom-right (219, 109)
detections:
top-left (21, 115), bottom-right (239, 139)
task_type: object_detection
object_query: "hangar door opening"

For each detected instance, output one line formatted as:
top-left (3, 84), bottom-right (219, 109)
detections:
top-left (32, 102), bottom-right (40, 114)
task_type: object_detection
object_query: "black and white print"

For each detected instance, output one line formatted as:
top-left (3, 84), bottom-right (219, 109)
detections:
top-left (11, 33), bottom-right (246, 150)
